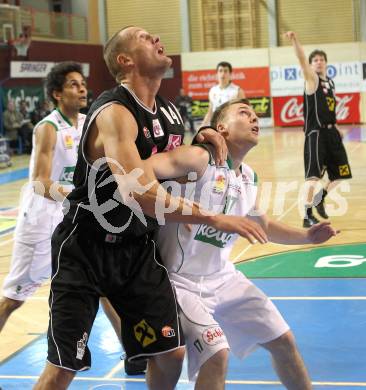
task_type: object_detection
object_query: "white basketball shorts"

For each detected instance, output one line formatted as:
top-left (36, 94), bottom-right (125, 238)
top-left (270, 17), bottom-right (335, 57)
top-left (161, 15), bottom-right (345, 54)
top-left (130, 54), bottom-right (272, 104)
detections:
top-left (171, 270), bottom-right (290, 381)
top-left (2, 194), bottom-right (63, 301)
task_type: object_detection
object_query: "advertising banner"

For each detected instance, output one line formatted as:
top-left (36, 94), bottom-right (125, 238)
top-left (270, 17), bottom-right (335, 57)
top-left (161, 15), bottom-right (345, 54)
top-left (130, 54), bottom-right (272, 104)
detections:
top-left (271, 62), bottom-right (363, 97)
top-left (273, 93), bottom-right (360, 126)
top-left (2, 85), bottom-right (44, 112)
top-left (182, 67), bottom-right (270, 99)
top-left (183, 67), bottom-right (272, 127)
top-left (362, 62), bottom-right (366, 92)
top-left (10, 61), bottom-right (90, 78)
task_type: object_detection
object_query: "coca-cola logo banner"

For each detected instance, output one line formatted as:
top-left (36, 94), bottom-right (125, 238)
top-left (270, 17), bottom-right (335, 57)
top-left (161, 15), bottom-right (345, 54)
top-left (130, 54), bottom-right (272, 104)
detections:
top-left (271, 62), bottom-right (363, 97)
top-left (273, 93), bottom-right (360, 126)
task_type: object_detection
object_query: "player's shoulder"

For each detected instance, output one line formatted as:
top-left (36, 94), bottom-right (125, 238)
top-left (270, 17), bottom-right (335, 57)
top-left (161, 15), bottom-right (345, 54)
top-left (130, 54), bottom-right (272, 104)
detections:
top-left (240, 163), bottom-right (258, 185)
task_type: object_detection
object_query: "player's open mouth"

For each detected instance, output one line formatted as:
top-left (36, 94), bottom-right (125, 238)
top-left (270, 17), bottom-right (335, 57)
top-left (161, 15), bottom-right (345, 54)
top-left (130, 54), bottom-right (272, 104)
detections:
top-left (157, 47), bottom-right (164, 55)
top-left (251, 126), bottom-right (259, 135)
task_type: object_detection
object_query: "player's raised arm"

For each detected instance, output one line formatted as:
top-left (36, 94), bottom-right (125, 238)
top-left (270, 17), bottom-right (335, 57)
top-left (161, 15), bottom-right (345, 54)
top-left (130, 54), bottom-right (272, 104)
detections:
top-left (284, 31), bottom-right (318, 94)
top-left (201, 100), bottom-right (214, 127)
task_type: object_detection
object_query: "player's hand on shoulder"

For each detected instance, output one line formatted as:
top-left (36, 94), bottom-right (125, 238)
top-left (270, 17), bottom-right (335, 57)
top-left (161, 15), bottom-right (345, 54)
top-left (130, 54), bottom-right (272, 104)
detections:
top-left (307, 222), bottom-right (339, 244)
top-left (211, 214), bottom-right (268, 244)
top-left (195, 128), bottom-right (227, 166)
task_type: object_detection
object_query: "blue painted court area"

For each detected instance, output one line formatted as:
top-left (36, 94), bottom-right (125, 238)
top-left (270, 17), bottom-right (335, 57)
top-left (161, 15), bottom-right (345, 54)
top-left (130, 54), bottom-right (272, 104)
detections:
top-left (1, 278), bottom-right (365, 389)
top-left (0, 167), bottom-right (28, 185)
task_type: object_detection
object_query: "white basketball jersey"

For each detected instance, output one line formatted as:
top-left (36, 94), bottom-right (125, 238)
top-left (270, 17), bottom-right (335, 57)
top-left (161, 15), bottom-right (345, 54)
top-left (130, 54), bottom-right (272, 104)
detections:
top-left (21, 109), bottom-right (85, 212)
top-left (158, 152), bottom-right (258, 277)
top-left (209, 83), bottom-right (240, 112)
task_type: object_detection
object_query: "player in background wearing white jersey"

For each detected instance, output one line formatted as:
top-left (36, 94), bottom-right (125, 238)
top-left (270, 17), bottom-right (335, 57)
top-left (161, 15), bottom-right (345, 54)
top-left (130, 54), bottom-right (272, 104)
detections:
top-left (146, 98), bottom-right (338, 390)
top-left (0, 62), bottom-right (87, 332)
top-left (201, 61), bottom-right (245, 127)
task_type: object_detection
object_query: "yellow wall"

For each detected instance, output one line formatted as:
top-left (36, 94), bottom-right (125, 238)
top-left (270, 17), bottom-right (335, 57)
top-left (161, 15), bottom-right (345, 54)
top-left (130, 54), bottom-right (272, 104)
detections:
top-left (277, 0), bottom-right (357, 45)
top-left (105, 0), bottom-right (182, 54)
top-left (87, 0), bottom-right (101, 44)
top-left (104, 0), bottom-right (360, 53)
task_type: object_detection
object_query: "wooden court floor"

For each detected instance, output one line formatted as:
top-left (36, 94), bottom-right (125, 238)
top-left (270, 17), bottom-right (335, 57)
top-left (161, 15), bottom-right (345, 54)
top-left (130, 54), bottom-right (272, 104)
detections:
top-left (0, 125), bottom-right (365, 366)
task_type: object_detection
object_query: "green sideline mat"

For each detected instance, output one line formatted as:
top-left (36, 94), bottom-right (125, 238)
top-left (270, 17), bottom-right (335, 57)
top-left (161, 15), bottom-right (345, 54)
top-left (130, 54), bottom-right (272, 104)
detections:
top-left (236, 243), bottom-right (366, 278)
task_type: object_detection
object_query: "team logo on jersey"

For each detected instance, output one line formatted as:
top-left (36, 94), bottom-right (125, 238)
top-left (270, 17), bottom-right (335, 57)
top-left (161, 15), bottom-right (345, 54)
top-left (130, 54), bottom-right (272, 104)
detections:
top-left (76, 332), bottom-right (88, 360)
top-left (152, 119), bottom-right (164, 137)
top-left (213, 174), bottom-right (226, 194)
top-left (134, 319), bottom-right (157, 347)
top-left (143, 127), bottom-right (151, 138)
top-left (164, 134), bottom-right (182, 151)
top-left (161, 325), bottom-right (175, 338)
top-left (59, 166), bottom-right (75, 184)
top-left (202, 327), bottom-right (225, 346)
top-left (339, 164), bottom-right (350, 176)
top-left (194, 224), bottom-right (234, 248)
top-left (63, 134), bottom-right (74, 149)
top-left (326, 97), bottom-right (335, 112)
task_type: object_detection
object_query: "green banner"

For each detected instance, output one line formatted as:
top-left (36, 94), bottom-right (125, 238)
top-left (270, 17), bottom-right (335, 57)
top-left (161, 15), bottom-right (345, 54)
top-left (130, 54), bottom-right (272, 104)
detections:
top-left (236, 243), bottom-right (366, 278)
top-left (2, 85), bottom-right (44, 112)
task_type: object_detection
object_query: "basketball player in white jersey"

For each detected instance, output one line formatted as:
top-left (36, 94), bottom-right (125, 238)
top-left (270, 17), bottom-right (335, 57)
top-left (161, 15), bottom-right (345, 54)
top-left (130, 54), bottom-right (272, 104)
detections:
top-left (146, 99), bottom-right (338, 389)
top-left (0, 62), bottom-right (87, 332)
top-left (201, 61), bottom-right (245, 126)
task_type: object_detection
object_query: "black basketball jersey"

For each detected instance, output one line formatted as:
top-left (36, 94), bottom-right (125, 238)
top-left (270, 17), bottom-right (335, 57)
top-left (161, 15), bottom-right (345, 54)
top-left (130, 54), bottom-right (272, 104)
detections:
top-left (303, 75), bottom-right (336, 133)
top-left (65, 84), bottom-right (185, 237)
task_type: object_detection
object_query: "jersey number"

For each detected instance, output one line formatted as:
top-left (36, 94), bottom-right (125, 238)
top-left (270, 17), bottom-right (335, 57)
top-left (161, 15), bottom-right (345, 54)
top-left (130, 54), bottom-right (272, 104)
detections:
top-left (160, 106), bottom-right (183, 125)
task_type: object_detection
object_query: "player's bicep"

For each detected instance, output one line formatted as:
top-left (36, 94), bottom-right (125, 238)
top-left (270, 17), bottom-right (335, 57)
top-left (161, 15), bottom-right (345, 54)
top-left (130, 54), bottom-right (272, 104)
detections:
top-left (301, 64), bottom-right (318, 94)
top-left (33, 122), bottom-right (56, 181)
top-left (96, 104), bottom-right (145, 174)
top-left (146, 145), bottom-right (209, 180)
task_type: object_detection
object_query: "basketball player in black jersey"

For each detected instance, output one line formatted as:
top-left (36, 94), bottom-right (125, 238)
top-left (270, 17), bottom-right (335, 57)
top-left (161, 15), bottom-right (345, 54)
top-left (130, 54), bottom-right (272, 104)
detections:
top-left (285, 31), bottom-right (352, 228)
top-left (34, 26), bottom-right (269, 390)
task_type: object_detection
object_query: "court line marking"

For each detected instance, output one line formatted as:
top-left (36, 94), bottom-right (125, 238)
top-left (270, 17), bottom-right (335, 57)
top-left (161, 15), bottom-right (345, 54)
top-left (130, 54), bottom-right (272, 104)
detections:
top-left (0, 376), bottom-right (366, 386)
top-left (26, 296), bottom-right (366, 301)
top-left (0, 237), bottom-right (14, 247)
top-left (105, 359), bottom-right (125, 379)
top-left (270, 296), bottom-right (366, 300)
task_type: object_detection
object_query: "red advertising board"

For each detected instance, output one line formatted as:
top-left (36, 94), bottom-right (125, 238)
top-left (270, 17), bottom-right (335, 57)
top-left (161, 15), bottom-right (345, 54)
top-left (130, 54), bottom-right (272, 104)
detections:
top-left (273, 93), bottom-right (361, 127)
top-left (182, 67), bottom-right (270, 99)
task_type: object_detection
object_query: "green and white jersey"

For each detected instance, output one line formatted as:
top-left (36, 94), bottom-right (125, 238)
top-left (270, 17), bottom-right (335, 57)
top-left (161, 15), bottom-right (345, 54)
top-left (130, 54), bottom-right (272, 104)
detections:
top-left (158, 153), bottom-right (258, 277)
top-left (29, 108), bottom-right (85, 188)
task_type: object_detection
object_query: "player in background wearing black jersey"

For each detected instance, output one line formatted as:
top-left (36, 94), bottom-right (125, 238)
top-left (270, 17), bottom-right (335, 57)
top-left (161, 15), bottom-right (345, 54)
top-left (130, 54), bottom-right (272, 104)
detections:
top-left (34, 26), bottom-right (269, 390)
top-left (285, 31), bottom-right (352, 228)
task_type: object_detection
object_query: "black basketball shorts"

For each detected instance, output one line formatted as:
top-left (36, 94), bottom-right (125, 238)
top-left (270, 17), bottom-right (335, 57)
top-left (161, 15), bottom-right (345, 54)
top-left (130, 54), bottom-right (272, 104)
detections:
top-left (304, 127), bottom-right (352, 181)
top-left (46, 222), bottom-right (184, 371)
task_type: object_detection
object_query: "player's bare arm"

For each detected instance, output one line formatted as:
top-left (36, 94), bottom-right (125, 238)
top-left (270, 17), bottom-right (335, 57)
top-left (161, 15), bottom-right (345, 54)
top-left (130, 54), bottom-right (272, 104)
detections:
top-left (249, 210), bottom-right (338, 245)
top-left (201, 101), bottom-right (214, 127)
top-left (32, 122), bottom-right (69, 201)
top-left (238, 88), bottom-right (246, 99)
top-left (145, 145), bottom-right (209, 181)
top-left (91, 104), bottom-right (268, 243)
top-left (284, 31), bottom-right (318, 94)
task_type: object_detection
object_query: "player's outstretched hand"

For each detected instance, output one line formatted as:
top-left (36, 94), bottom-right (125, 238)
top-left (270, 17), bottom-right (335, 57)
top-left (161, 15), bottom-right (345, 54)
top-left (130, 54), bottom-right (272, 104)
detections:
top-left (284, 31), bottom-right (296, 41)
top-left (196, 128), bottom-right (228, 166)
top-left (307, 222), bottom-right (339, 244)
top-left (212, 215), bottom-right (268, 244)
